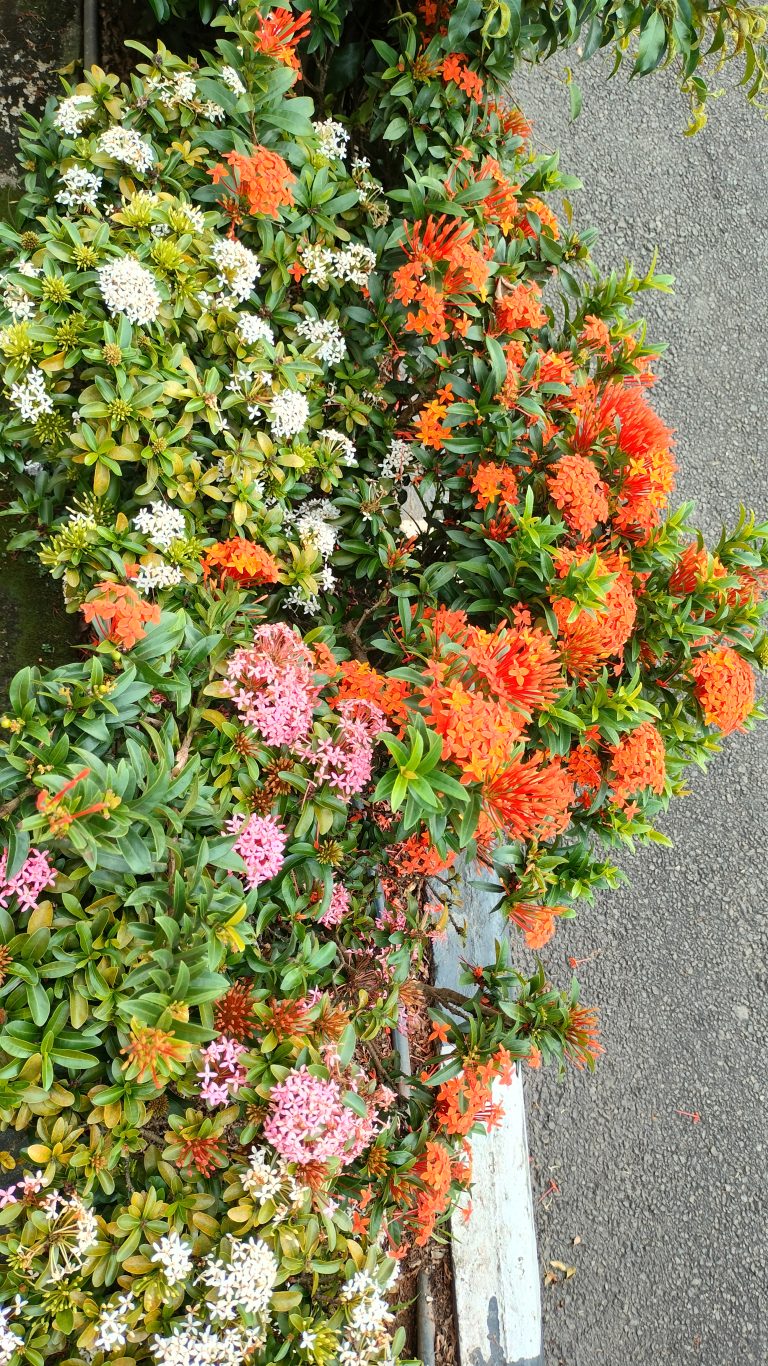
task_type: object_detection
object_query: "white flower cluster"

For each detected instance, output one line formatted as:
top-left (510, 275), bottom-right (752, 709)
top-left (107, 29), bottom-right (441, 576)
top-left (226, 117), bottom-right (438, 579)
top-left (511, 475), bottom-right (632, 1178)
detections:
top-left (151, 1231), bottom-right (195, 1286)
top-left (40, 1191), bottom-right (98, 1281)
top-left (296, 316), bottom-right (347, 366)
top-left (314, 119), bottom-right (350, 161)
top-left (135, 561), bottom-right (184, 594)
top-left (94, 1293), bottom-right (135, 1352)
top-left (55, 165), bottom-right (102, 212)
top-left (237, 313), bottom-right (275, 348)
top-left (269, 390), bottom-right (310, 441)
top-left (134, 501), bottom-right (186, 549)
top-left (220, 65), bottom-right (246, 95)
top-left (2, 281), bottom-right (35, 322)
top-left (199, 1237), bottom-right (278, 1322)
top-left (151, 1321), bottom-right (264, 1366)
top-left (381, 437), bottom-right (418, 482)
top-left (16, 261), bottom-right (41, 279)
top-left (211, 238), bottom-right (261, 303)
top-left (99, 255), bottom-right (162, 325)
top-left (0, 1308), bottom-right (20, 1366)
top-left (292, 499), bottom-right (340, 561)
top-left (9, 367), bottom-right (53, 423)
top-left (54, 93), bottom-right (95, 137)
top-left (300, 241), bottom-right (376, 289)
top-left (170, 202), bottom-right (206, 234)
top-left (241, 1146), bottom-right (302, 1218)
top-left (319, 427), bottom-right (356, 465)
top-left (203, 101), bottom-right (226, 123)
top-left (338, 1270), bottom-right (396, 1366)
top-left (98, 126), bottom-right (155, 173)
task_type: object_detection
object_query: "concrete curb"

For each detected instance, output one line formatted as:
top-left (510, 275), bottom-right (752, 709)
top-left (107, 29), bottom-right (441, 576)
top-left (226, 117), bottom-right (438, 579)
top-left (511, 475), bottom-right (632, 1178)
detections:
top-left (432, 865), bottom-right (544, 1366)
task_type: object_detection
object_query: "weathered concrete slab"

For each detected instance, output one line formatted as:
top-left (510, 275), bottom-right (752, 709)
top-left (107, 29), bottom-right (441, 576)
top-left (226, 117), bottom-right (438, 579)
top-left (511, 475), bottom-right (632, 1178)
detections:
top-left (0, 0), bottom-right (81, 190)
top-left (433, 867), bottom-right (543, 1366)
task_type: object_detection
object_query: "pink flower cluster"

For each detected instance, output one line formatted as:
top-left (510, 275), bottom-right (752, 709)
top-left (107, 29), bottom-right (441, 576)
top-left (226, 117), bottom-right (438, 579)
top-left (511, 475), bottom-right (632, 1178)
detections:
top-left (263, 1065), bottom-right (376, 1166)
top-left (0, 1169), bottom-right (45, 1209)
top-left (0, 846), bottom-right (56, 912)
top-left (319, 880), bottom-right (350, 927)
top-left (225, 623), bottom-right (318, 747)
top-left (197, 1036), bottom-right (248, 1107)
top-left (302, 701), bottom-right (384, 799)
top-left (226, 813), bottom-right (286, 888)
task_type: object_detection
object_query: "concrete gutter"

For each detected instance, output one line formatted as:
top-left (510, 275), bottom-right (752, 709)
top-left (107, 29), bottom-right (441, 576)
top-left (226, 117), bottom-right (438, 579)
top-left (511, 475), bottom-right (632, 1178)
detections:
top-left (432, 865), bottom-right (544, 1366)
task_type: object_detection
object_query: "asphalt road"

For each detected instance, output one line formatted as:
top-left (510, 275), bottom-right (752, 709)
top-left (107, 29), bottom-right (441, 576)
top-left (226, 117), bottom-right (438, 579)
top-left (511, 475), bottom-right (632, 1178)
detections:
top-left (509, 54), bottom-right (768, 1366)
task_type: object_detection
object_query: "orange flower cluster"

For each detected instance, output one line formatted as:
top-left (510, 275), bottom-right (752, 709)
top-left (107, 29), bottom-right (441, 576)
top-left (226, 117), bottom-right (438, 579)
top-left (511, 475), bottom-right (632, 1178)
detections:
top-left (393, 216), bottom-right (488, 342)
top-left (519, 195), bottom-right (560, 238)
top-left (564, 1003), bottom-right (604, 1070)
top-left (441, 53), bottom-right (484, 103)
top-left (608, 722), bottom-right (666, 809)
top-left (691, 645), bottom-right (755, 733)
top-left (81, 582), bottom-right (160, 650)
top-left (252, 6), bottom-right (310, 72)
top-left (434, 1049), bottom-right (513, 1137)
top-left (579, 314), bottom-right (612, 354)
top-left (494, 280), bottom-right (547, 333)
top-left (425, 681), bottom-right (524, 782)
top-left (210, 147), bottom-right (295, 219)
top-left (507, 901), bottom-right (567, 949)
top-left (567, 740), bottom-right (603, 805)
top-left (332, 660), bottom-right (411, 728)
top-left (462, 620), bottom-right (563, 716)
top-left (478, 156), bottom-right (519, 233)
top-left (471, 461), bottom-right (519, 510)
top-left (481, 751), bottom-right (574, 841)
top-left (552, 548), bottom-right (637, 676)
top-left (598, 382), bottom-right (677, 542)
top-left (413, 384), bottom-right (453, 449)
top-left (410, 1140), bottom-right (454, 1246)
top-left (387, 830), bottom-right (457, 879)
top-left (201, 538), bottom-right (281, 586)
top-left (547, 453), bottom-right (609, 537)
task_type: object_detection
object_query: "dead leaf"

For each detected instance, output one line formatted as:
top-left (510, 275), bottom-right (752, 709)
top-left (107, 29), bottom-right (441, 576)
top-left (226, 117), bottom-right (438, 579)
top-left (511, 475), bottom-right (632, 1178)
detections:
top-left (573, 1235), bottom-right (582, 1246)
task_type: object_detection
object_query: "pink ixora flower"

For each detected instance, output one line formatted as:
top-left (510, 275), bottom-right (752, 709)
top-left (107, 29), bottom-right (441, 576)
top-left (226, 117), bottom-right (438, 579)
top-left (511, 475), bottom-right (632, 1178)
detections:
top-left (0, 846), bottom-right (56, 912)
top-left (224, 622), bottom-right (318, 747)
top-left (226, 812), bottom-right (286, 889)
top-left (318, 880), bottom-right (350, 928)
top-left (300, 699), bottom-right (384, 799)
top-left (197, 1036), bottom-right (248, 1107)
top-left (263, 1065), bottom-right (376, 1166)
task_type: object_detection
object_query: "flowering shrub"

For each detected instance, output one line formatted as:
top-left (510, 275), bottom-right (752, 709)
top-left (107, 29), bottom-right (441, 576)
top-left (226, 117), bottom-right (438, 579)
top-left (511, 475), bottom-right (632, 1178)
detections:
top-left (0, 1), bottom-right (766, 1362)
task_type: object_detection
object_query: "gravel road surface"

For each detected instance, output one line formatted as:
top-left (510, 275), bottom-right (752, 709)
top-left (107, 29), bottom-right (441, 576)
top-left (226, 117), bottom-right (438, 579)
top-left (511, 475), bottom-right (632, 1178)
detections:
top-left (509, 54), bottom-right (768, 1366)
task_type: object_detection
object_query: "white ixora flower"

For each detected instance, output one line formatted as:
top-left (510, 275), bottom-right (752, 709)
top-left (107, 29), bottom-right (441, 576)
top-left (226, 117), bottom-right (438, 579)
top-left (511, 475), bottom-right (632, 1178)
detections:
top-left (54, 93), bottom-right (95, 137)
top-left (335, 242), bottom-right (377, 287)
top-left (319, 427), bottom-right (356, 465)
top-left (296, 316), bottom-right (347, 366)
top-left (9, 367), bottom-right (54, 423)
top-left (150, 1231), bottom-right (195, 1286)
top-left (314, 118), bottom-right (350, 161)
top-left (237, 313), bottom-right (275, 348)
top-left (203, 101), bottom-right (226, 123)
top-left (291, 498), bottom-right (340, 561)
top-left (133, 501), bottom-right (186, 549)
top-left (197, 1237), bottom-right (278, 1322)
top-left (0, 1307), bottom-right (21, 1366)
top-left (211, 237), bottom-right (261, 304)
top-left (269, 389), bottom-right (310, 441)
top-left (55, 165), bottom-right (102, 213)
top-left (98, 255), bottom-right (162, 326)
top-left (98, 126), bottom-right (155, 174)
top-left (381, 437), bottom-right (418, 482)
top-left (134, 561), bottom-right (184, 594)
top-left (220, 65), bottom-right (246, 95)
top-left (1, 282), bottom-right (35, 322)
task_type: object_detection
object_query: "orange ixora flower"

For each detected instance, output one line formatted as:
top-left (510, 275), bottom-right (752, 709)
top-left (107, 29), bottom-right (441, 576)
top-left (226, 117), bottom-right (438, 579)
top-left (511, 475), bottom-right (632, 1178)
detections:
top-left (598, 382), bottom-right (676, 542)
top-left (668, 542), bottom-right (726, 596)
top-left (81, 582), bottom-right (161, 650)
top-left (413, 384), bottom-right (453, 449)
top-left (121, 1022), bottom-right (191, 1089)
top-left (333, 659), bottom-right (412, 728)
top-left (564, 1002), bottom-right (604, 1070)
top-left (393, 216), bottom-right (488, 342)
top-left (201, 537), bottom-right (281, 587)
top-left (691, 645), bottom-right (755, 734)
top-left (551, 548), bottom-right (637, 676)
top-left (520, 196), bottom-right (560, 239)
top-left (547, 453), bottom-right (609, 538)
top-left (471, 461), bottom-right (519, 511)
top-left (441, 52), bottom-right (484, 103)
top-left (424, 682), bottom-right (524, 782)
top-left (481, 751), bottom-right (574, 842)
top-left (494, 280), bottom-right (547, 333)
top-left (579, 314), bottom-right (612, 355)
top-left (607, 722), bottom-right (666, 809)
top-left (252, 6), bottom-right (310, 72)
top-left (478, 157), bottom-right (519, 234)
top-left (210, 147), bottom-right (295, 220)
top-left (507, 901), bottom-right (567, 950)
